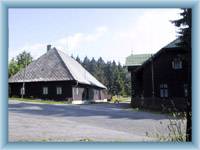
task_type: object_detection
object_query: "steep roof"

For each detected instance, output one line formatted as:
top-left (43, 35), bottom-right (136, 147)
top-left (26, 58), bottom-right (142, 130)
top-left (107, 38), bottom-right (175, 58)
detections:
top-left (9, 48), bottom-right (106, 89)
top-left (125, 54), bottom-right (152, 66)
top-left (164, 38), bottom-right (181, 49)
top-left (134, 38), bottom-right (183, 72)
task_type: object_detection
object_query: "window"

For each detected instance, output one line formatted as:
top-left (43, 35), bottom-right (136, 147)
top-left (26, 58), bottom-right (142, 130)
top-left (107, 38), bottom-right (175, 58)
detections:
top-left (160, 84), bottom-right (168, 98)
top-left (172, 57), bottom-right (182, 69)
top-left (56, 87), bottom-right (62, 95)
top-left (184, 84), bottom-right (188, 97)
top-left (43, 87), bottom-right (48, 95)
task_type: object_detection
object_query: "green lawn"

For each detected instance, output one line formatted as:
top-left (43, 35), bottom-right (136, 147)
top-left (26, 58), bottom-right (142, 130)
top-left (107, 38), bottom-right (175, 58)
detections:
top-left (110, 96), bottom-right (131, 103)
top-left (9, 97), bottom-right (70, 105)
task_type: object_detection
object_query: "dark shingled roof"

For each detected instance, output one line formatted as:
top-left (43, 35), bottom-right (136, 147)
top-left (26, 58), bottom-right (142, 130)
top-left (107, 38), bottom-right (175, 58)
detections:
top-left (9, 48), bottom-right (106, 89)
top-left (134, 38), bottom-right (182, 72)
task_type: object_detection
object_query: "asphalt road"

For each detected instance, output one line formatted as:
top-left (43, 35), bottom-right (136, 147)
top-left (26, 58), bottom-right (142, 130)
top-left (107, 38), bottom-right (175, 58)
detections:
top-left (8, 100), bottom-right (186, 142)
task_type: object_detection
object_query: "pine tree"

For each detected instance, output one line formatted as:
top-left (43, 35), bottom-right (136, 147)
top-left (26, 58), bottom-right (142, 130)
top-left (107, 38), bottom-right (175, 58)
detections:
top-left (75, 56), bottom-right (131, 97)
top-left (75, 56), bottom-right (82, 64)
top-left (82, 56), bottom-right (90, 70)
top-left (172, 8), bottom-right (191, 141)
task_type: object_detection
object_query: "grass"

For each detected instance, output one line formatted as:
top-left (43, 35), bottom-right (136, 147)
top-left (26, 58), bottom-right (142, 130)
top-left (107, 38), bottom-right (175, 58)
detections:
top-left (146, 114), bottom-right (186, 142)
top-left (9, 97), bottom-right (70, 105)
top-left (110, 96), bottom-right (130, 103)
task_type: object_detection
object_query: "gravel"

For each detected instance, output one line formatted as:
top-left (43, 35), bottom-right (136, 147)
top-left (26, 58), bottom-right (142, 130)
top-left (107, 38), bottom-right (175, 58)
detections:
top-left (9, 100), bottom-right (186, 142)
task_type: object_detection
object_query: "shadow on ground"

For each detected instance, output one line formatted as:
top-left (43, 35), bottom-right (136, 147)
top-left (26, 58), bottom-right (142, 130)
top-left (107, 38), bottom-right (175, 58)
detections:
top-left (9, 101), bottom-right (171, 120)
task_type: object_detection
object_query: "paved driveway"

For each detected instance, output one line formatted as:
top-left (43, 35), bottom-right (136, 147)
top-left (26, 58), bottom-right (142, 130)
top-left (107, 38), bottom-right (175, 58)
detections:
top-left (9, 100), bottom-right (186, 142)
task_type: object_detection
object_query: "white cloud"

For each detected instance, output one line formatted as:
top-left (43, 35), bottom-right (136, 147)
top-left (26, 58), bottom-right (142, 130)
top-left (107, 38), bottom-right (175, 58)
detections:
top-left (101, 9), bottom-right (182, 64)
top-left (52, 26), bottom-right (108, 52)
top-left (9, 9), bottom-right (181, 65)
top-left (9, 26), bottom-right (109, 60)
top-left (9, 43), bottom-right (46, 60)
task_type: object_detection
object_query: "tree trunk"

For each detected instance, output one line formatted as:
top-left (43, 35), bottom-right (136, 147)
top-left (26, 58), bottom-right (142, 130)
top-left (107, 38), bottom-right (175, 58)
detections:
top-left (186, 50), bottom-right (192, 141)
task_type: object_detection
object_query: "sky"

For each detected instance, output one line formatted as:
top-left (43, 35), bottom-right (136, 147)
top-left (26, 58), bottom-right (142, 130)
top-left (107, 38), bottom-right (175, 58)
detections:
top-left (9, 8), bottom-right (182, 64)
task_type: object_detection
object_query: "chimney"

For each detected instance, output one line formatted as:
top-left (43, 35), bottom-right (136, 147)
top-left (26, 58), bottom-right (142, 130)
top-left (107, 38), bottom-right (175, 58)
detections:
top-left (47, 45), bottom-right (51, 51)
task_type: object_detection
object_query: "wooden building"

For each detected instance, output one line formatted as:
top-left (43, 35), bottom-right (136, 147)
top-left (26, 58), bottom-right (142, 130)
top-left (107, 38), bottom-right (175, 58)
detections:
top-left (125, 39), bottom-right (189, 111)
top-left (9, 45), bottom-right (107, 104)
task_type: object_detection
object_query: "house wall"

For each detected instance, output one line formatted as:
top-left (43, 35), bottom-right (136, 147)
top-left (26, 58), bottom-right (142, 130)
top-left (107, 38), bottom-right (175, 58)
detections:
top-left (9, 80), bottom-right (107, 101)
top-left (131, 97), bottom-right (187, 111)
top-left (142, 49), bottom-right (188, 98)
top-left (130, 48), bottom-right (189, 111)
top-left (9, 81), bottom-right (74, 100)
top-left (72, 84), bottom-right (106, 101)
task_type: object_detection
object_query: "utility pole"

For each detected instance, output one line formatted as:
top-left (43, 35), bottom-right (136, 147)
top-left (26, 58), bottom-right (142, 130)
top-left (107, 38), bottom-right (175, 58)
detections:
top-left (21, 53), bottom-right (27, 99)
top-left (151, 54), bottom-right (155, 97)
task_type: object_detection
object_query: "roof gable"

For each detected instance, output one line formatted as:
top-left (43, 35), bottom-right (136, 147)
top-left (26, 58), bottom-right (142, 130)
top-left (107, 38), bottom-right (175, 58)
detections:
top-left (9, 49), bottom-right (74, 83)
top-left (134, 38), bottom-right (184, 72)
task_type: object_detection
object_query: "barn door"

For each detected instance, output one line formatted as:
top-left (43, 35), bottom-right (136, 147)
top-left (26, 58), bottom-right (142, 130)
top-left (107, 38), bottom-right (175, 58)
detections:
top-left (82, 88), bottom-right (89, 100)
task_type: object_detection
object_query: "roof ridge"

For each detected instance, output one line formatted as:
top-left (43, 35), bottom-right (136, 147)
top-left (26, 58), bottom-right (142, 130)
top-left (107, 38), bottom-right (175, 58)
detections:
top-left (53, 48), bottom-right (76, 81)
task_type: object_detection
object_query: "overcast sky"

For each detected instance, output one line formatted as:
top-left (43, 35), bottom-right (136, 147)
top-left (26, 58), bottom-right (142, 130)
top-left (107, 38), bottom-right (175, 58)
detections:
top-left (9, 8), bottom-right (182, 64)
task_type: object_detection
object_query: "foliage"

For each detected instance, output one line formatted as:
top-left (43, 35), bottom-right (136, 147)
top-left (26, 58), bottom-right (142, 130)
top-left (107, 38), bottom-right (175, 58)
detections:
top-left (73, 56), bottom-right (131, 96)
top-left (111, 96), bottom-right (130, 103)
top-left (8, 58), bottom-right (19, 78)
top-left (9, 51), bottom-right (33, 77)
top-left (171, 9), bottom-right (191, 50)
top-left (172, 8), bottom-right (192, 141)
top-left (146, 112), bottom-right (186, 142)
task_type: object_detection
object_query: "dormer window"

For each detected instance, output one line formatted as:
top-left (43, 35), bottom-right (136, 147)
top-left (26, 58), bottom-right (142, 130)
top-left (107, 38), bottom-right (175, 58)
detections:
top-left (172, 57), bottom-right (182, 69)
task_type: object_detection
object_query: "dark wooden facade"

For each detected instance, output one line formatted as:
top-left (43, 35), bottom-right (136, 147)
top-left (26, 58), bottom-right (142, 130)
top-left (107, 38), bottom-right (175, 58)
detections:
top-left (128, 47), bottom-right (190, 111)
top-left (9, 80), bottom-right (107, 102)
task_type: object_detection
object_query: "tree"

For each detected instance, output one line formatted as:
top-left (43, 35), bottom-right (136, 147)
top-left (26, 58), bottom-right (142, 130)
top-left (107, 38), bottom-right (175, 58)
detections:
top-left (172, 9), bottom-right (191, 50)
top-left (96, 57), bottom-right (106, 85)
top-left (172, 8), bottom-right (192, 141)
top-left (16, 51), bottom-right (33, 69)
top-left (9, 51), bottom-right (33, 77)
top-left (75, 56), bottom-right (81, 64)
top-left (88, 58), bottom-right (97, 77)
top-left (74, 55), bottom-right (131, 97)
top-left (8, 58), bottom-right (19, 77)
top-left (82, 56), bottom-right (90, 70)
top-left (104, 61), bottom-right (113, 94)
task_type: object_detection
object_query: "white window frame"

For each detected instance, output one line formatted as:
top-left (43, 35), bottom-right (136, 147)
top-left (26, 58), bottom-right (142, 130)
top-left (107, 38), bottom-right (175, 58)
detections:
top-left (43, 87), bottom-right (48, 95)
top-left (172, 58), bottom-right (182, 69)
top-left (56, 87), bottom-right (62, 95)
top-left (160, 84), bottom-right (168, 98)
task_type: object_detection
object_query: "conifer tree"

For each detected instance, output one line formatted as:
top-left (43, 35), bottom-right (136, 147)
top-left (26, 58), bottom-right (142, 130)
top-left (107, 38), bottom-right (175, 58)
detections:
top-left (172, 8), bottom-right (191, 141)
